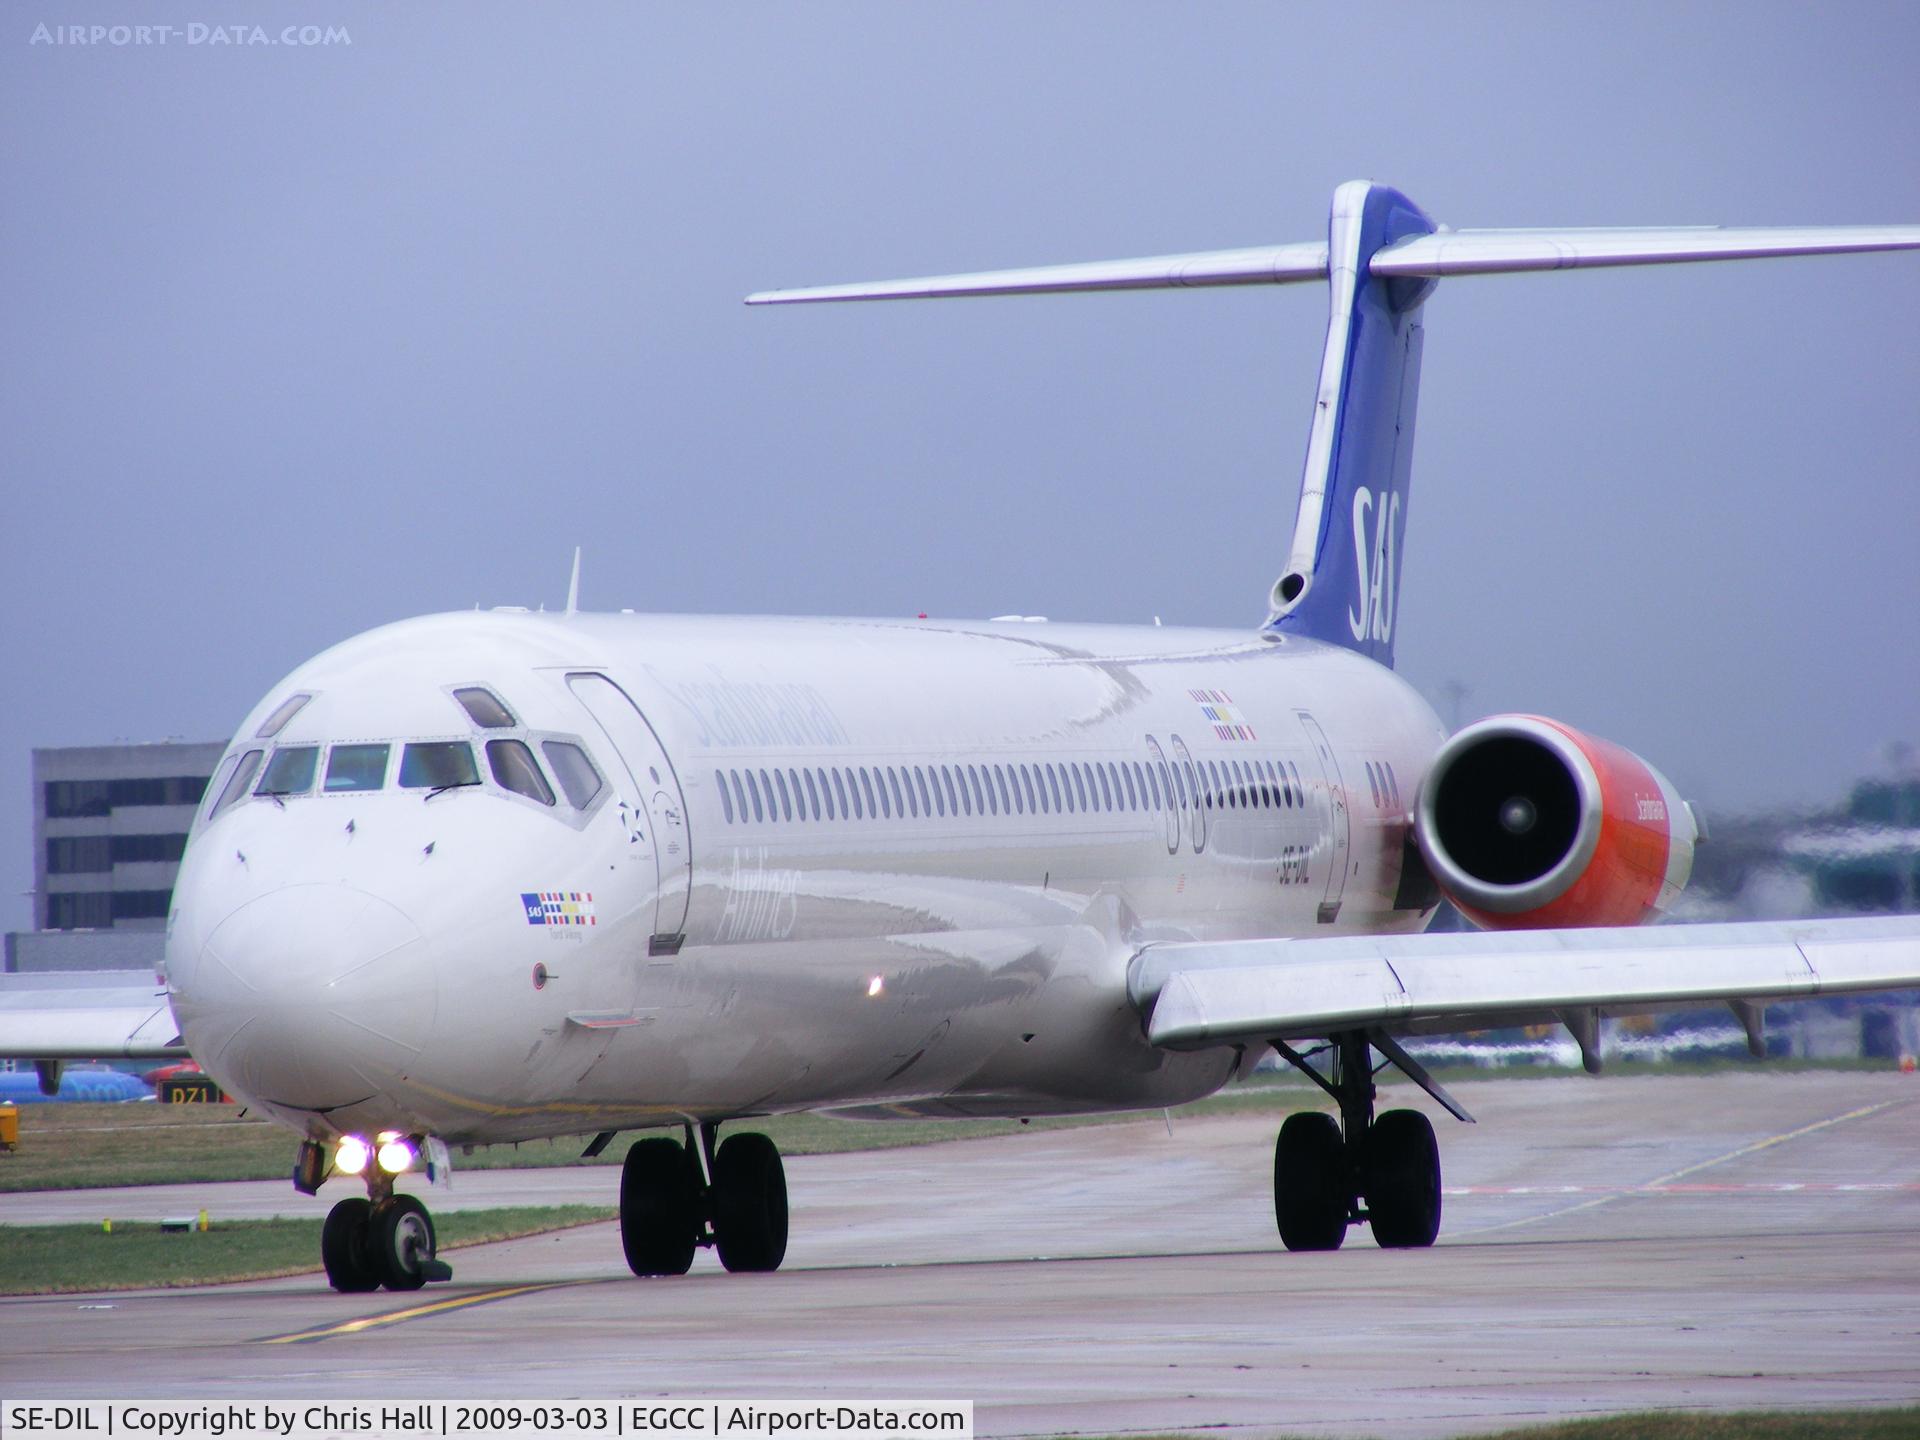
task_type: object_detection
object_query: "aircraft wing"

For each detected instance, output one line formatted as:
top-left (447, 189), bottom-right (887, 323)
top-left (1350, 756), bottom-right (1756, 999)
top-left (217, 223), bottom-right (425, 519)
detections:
top-left (1131, 915), bottom-right (1920, 1051)
top-left (0, 971), bottom-right (187, 1060)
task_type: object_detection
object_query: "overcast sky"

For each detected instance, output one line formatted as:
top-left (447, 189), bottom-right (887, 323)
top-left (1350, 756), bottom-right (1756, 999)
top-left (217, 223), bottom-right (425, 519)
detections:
top-left (3, 2), bottom-right (1917, 933)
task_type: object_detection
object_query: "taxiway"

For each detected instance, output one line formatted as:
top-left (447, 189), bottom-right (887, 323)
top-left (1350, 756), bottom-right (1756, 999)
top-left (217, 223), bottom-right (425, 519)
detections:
top-left (3, 1071), bottom-right (1918, 1438)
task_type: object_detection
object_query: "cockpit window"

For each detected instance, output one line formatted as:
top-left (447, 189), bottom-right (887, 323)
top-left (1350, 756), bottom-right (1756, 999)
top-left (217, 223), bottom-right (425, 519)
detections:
top-left (215, 750), bottom-right (264, 815)
top-left (541, 741), bottom-right (602, 809)
top-left (487, 739), bottom-right (555, 805)
top-left (255, 693), bottom-right (313, 739)
top-left (453, 687), bottom-right (517, 729)
top-left (399, 742), bottom-right (480, 790)
top-left (256, 746), bottom-right (318, 797)
top-left (325, 743), bottom-right (391, 793)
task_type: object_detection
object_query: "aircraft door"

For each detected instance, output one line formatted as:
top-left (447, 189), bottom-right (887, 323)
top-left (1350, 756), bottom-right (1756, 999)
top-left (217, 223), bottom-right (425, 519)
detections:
top-left (1144, 735), bottom-right (1178, 853)
top-left (567, 673), bottom-right (692, 951)
top-left (1297, 711), bottom-right (1351, 924)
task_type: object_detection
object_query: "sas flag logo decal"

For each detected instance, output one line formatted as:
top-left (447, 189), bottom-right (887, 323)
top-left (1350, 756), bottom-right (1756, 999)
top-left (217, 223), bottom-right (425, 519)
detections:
top-left (523, 892), bottom-right (596, 927)
top-left (1190, 688), bottom-right (1256, 742)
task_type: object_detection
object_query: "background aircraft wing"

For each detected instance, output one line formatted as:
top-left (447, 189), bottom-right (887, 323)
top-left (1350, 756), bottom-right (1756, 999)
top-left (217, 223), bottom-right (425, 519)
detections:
top-left (1132, 915), bottom-right (1920, 1051)
top-left (0, 971), bottom-right (187, 1060)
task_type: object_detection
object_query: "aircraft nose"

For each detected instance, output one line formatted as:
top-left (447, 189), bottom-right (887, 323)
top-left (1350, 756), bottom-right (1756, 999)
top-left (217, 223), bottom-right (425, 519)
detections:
top-left (174, 883), bottom-right (433, 1112)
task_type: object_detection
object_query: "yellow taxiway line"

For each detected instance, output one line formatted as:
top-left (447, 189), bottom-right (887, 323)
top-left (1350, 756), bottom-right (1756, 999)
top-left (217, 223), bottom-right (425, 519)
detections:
top-left (260, 1281), bottom-right (582, 1344)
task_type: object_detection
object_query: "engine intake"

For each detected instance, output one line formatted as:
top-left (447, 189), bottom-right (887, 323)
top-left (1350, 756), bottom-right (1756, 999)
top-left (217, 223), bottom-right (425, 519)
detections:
top-left (1415, 715), bottom-right (1695, 930)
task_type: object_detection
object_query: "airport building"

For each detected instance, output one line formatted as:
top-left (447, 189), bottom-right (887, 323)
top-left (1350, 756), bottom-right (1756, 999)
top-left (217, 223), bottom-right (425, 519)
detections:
top-left (4, 741), bottom-right (224, 974)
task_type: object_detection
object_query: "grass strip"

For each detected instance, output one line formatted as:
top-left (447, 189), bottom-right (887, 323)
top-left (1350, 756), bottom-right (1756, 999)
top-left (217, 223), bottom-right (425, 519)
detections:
top-left (0, 1205), bottom-right (611, 1295)
top-left (1437, 1409), bottom-right (1920, 1439)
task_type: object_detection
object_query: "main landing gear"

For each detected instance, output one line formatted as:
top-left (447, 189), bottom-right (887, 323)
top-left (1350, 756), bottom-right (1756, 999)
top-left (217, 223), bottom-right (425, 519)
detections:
top-left (306, 1139), bottom-right (452, 1293)
top-left (619, 1122), bottom-right (788, 1276)
top-left (1270, 1030), bottom-right (1469, 1252)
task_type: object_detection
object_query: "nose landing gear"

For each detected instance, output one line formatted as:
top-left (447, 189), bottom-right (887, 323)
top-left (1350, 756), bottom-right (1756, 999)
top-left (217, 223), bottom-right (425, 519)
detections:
top-left (306, 1137), bottom-right (452, 1292)
top-left (619, 1122), bottom-right (788, 1276)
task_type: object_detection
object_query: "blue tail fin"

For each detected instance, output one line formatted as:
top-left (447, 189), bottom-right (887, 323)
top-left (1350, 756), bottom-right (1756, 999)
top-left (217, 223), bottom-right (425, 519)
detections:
top-left (1266, 181), bottom-right (1437, 669)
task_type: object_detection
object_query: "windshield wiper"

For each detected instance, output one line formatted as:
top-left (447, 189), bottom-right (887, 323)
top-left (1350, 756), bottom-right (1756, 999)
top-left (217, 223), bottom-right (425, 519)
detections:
top-left (426, 781), bottom-right (483, 801)
top-left (259, 791), bottom-right (287, 808)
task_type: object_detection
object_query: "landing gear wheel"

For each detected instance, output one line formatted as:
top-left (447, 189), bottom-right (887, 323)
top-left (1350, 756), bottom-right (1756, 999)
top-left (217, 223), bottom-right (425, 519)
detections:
top-left (1274, 1111), bottom-right (1348, 1252)
top-left (620, 1136), bottom-right (699, 1276)
top-left (371, 1194), bottom-right (437, 1291)
top-left (321, 1197), bottom-right (381, 1292)
top-left (1364, 1108), bottom-right (1442, 1248)
top-left (711, 1132), bottom-right (788, 1273)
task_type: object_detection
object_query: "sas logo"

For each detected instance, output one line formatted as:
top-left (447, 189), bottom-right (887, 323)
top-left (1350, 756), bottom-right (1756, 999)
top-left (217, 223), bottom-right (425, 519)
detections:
top-left (1348, 485), bottom-right (1402, 645)
top-left (523, 892), bottom-right (596, 927)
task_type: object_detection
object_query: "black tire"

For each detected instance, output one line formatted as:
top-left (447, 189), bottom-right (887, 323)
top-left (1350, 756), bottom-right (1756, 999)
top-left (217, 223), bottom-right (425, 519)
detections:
top-left (1274, 1111), bottom-right (1348, 1252)
top-left (1364, 1108), bottom-right (1442, 1249)
top-left (712, 1132), bottom-right (788, 1274)
top-left (620, 1136), bottom-right (698, 1277)
top-left (321, 1197), bottom-right (381, 1292)
top-left (371, 1193), bottom-right (436, 1291)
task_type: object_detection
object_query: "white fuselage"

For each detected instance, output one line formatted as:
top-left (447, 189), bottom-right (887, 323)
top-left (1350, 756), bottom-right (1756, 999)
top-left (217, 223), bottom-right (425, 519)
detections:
top-left (164, 610), bottom-right (1444, 1147)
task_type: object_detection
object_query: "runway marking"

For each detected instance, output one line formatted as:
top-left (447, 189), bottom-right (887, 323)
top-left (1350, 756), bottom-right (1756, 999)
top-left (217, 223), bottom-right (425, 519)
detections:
top-left (1449, 1180), bottom-right (1920, 1196)
top-left (1462, 1098), bottom-right (1907, 1235)
top-left (258, 1282), bottom-right (584, 1344)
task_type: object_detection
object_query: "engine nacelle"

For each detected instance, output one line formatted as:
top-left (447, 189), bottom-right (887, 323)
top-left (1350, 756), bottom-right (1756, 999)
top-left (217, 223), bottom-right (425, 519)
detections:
top-left (1414, 714), bottom-right (1696, 930)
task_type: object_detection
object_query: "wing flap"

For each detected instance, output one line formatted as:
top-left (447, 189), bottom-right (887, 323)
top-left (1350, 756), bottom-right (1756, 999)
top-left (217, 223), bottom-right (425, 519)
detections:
top-left (1139, 916), bottom-right (1920, 1051)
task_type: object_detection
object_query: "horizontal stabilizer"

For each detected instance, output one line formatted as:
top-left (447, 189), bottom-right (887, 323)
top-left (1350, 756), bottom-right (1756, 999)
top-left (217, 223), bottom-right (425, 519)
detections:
top-left (745, 242), bottom-right (1330, 305)
top-left (1131, 915), bottom-right (1920, 1051)
top-left (749, 226), bottom-right (1920, 307)
top-left (1372, 224), bottom-right (1920, 277)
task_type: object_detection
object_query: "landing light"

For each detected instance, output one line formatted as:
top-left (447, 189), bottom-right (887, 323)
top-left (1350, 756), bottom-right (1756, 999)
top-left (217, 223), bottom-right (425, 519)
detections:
top-left (376, 1135), bottom-right (417, 1174)
top-left (867, 975), bottom-right (884, 998)
top-left (335, 1135), bottom-right (370, 1176)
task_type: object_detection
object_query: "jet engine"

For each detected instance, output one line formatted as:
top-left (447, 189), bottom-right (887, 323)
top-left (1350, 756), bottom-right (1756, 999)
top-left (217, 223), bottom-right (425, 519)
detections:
top-left (1414, 715), bottom-right (1696, 930)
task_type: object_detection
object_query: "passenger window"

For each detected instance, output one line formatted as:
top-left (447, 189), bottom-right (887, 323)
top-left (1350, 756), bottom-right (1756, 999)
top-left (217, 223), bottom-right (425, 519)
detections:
top-left (994, 766), bottom-right (1012, 815)
top-left (774, 769), bottom-right (793, 822)
top-left (1016, 764), bottom-right (1033, 814)
top-left (745, 770), bottom-right (765, 823)
top-left (716, 770), bottom-right (735, 823)
top-left (255, 693), bottom-right (312, 739)
top-left (1386, 763), bottom-right (1401, 808)
top-left (453, 687), bottom-right (516, 729)
top-left (215, 750), bottom-right (264, 816)
top-left (487, 740), bottom-right (554, 805)
top-left (833, 769), bottom-right (851, 819)
top-left (1366, 763), bottom-right (1382, 808)
top-left (847, 769), bottom-right (864, 820)
top-left (257, 745), bottom-right (318, 796)
top-left (861, 767), bottom-right (880, 818)
top-left (402, 741), bottom-right (482, 791)
top-left (804, 769), bottom-right (822, 820)
top-left (888, 768), bottom-right (905, 819)
top-left (914, 767), bottom-right (932, 817)
top-left (1045, 765), bottom-right (1063, 813)
top-left (1068, 765), bottom-right (1086, 812)
top-left (731, 771), bottom-right (749, 821)
top-left (1290, 762), bottom-right (1305, 805)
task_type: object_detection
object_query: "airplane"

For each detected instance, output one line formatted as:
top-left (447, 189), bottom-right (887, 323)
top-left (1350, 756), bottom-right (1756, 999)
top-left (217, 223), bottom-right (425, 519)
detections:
top-left (5, 180), bottom-right (1920, 1293)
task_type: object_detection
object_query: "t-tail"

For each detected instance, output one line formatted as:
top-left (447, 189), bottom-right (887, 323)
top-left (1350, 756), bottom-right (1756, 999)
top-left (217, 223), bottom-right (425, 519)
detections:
top-left (748, 184), bottom-right (1920, 668)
